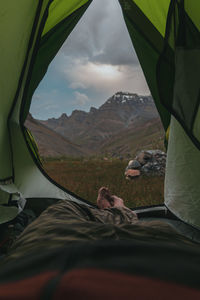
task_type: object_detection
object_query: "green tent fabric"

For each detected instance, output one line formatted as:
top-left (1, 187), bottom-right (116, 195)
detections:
top-left (1, 0), bottom-right (200, 227)
top-left (165, 116), bottom-right (200, 228)
top-left (0, 0), bottom-right (94, 224)
top-left (156, 0), bottom-right (200, 149)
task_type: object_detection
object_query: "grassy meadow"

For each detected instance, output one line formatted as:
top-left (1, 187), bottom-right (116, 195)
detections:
top-left (43, 158), bottom-right (164, 208)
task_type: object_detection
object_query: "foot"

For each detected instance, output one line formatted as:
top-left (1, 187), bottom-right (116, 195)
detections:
top-left (111, 195), bottom-right (126, 208)
top-left (97, 187), bottom-right (113, 209)
top-left (97, 187), bottom-right (125, 209)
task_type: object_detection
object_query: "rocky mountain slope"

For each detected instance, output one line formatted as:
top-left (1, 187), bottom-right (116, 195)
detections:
top-left (26, 92), bottom-right (165, 158)
top-left (25, 114), bottom-right (86, 157)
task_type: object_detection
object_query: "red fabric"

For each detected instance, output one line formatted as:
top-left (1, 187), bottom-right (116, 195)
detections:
top-left (0, 268), bottom-right (200, 300)
top-left (55, 268), bottom-right (200, 300)
top-left (0, 271), bottom-right (57, 300)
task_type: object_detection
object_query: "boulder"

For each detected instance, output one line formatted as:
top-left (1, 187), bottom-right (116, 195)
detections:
top-left (125, 169), bottom-right (140, 179)
top-left (136, 151), bottom-right (152, 165)
top-left (127, 160), bottom-right (141, 170)
top-left (125, 149), bottom-right (166, 178)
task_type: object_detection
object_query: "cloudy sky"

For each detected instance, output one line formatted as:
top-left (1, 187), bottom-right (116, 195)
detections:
top-left (30, 0), bottom-right (150, 120)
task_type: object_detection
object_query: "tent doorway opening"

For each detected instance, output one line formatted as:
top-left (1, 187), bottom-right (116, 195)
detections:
top-left (25, 0), bottom-right (165, 207)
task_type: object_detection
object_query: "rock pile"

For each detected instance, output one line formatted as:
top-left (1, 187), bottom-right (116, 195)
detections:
top-left (125, 150), bottom-right (166, 179)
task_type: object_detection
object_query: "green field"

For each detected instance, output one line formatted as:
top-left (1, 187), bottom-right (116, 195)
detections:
top-left (43, 158), bottom-right (164, 208)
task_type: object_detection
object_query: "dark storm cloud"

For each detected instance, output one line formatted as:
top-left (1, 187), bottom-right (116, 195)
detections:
top-left (61, 0), bottom-right (139, 67)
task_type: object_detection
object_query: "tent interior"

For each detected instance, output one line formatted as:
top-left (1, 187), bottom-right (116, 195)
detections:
top-left (1, 0), bottom-right (200, 243)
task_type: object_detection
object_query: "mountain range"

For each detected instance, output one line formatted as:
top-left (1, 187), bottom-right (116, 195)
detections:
top-left (25, 92), bottom-right (165, 158)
